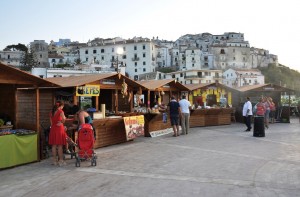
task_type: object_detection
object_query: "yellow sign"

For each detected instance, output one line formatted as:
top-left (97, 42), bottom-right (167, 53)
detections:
top-left (76, 85), bottom-right (100, 96)
top-left (124, 115), bottom-right (145, 141)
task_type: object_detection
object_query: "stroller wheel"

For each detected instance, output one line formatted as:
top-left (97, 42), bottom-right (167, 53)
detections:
top-left (75, 159), bottom-right (80, 167)
top-left (91, 159), bottom-right (97, 166)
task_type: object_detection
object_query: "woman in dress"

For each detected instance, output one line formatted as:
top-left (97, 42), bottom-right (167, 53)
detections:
top-left (49, 101), bottom-right (66, 166)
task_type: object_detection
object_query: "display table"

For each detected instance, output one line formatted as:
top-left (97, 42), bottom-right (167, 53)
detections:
top-left (0, 134), bottom-right (38, 169)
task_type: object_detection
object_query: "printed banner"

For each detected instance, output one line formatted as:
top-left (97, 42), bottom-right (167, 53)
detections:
top-left (124, 115), bottom-right (145, 141)
top-left (76, 85), bottom-right (100, 96)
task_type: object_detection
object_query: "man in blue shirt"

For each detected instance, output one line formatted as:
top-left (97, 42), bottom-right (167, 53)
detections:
top-left (168, 96), bottom-right (181, 137)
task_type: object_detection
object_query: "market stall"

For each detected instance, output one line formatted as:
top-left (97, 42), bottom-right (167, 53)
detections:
top-left (46, 73), bottom-right (147, 148)
top-left (185, 83), bottom-right (236, 127)
top-left (235, 84), bottom-right (295, 123)
top-left (0, 62), bottom-right (58, 169)
top-left (138, 79), bottom-right (189, 137)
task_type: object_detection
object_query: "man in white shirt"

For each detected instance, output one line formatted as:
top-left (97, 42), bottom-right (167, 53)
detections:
top-left (179, 95), bottom-right (191, 135)
top-left (242, 97), bottom-right (253, 131)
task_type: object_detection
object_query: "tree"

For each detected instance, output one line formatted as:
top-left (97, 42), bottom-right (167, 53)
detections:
top-left (19, 51), bottom-right (38, 71)
top-left (74, 58), bottom-right (82, 65)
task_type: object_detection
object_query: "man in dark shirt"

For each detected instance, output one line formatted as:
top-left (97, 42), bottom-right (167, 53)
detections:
top-left (168, 96), bottom-right (181, 137)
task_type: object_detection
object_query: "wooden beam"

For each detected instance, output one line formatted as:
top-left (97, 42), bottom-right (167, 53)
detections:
top-left (36, 88), bottom-right (41, 161)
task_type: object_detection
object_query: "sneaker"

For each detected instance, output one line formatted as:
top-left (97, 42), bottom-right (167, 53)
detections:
top-left (58, 160), bottom-right (66, 167)
top-left (65, 150), bottom-right (71, 154)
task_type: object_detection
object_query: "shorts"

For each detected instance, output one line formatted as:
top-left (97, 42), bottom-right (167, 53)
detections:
top-left (170, 115), bottom-right (179, 126)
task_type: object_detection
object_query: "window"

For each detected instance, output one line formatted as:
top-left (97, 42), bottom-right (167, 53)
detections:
top-left (7, 55), bottom-right (10, 59)
top-left (94, 57), bottom-right (96, 61)
top-left (135, 62), bottom-right (137, 66)
top-left (143, 61), bottom-right (146, 65)
top-left (101, 56), bottom-right (104, 60)
top-left (176, 52), bottom-right (178, 55)
top-left (192, 50), bottom-right (194, 53)
top-left (233, 57), bottom-right (236, 60)
top-left (93, 49), bottom-right (97, 54)
top-left (52, 59), bottom-right (55, 63)
top-left (192, 64), bottom-right (194, 67)
top-left (123, 47), bottom-right (126, 51)
top-left (192, 57), bottom-right (194, 60)
top-left (134, 54), bottom-right (137, 58)
top-left (135, 69), bottom-right (137, 72)
top-left (143, 53), bottom-right (146, 58)
top-left (180, 73), bottom-right (183, 77)
top-left (40, 54), bottom-right (42, 58)
top-left (86, 58), bottom-right (88, 61)
top-left (134, 46), bottom-right (137, 50)
top-left (112, 48), bottom-right (114, 52)
top-left (220, 49), bottom-right (225, 54)
top-left (85, 50), bottom-right (88, 54)
top-left (175, 58), bottom-right (177, 62)
top-left (143, 45), bottom-right (145, 50)
top-left (172, 74), bottom-right (175, 78)
top-left (143, 68), bottom-right (146, 72)
top-left (122, 55), bottom-right (127, 59)
top-left (101, 49), bottom-right (104, 53)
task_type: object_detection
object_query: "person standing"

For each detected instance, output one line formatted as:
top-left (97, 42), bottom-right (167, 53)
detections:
top-left (269, 97), bottom-right (276, 124)
top-left (263, 97), bottom-right (271, 129)
top-left (179, 95), bottom-right (191, 135)
top-left (168, 96), bottom-right (181, 137)
top-left (49, 101), bottom-right (67, 166)
top-left (242, 97), bottom-right (253, 132)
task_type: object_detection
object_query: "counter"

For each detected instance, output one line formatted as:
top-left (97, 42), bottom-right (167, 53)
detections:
top-left (93, 118), bottom-right (127, 148)
top-left (143, 113), bottom-right (171, 137)
top-left (0, 134), bottom-right (38, 169)
top-left (190, 108), bottom-right (233, 127)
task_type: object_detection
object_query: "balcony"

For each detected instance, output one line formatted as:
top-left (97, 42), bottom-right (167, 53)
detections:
top-left (132, 57), bottom-right (140, 61)
top-left (184, 75), bottom-right (204, 79)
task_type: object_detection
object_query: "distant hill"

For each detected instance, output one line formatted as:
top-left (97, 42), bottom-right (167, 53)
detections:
top-left (259, 63), bottom-right (300, 94)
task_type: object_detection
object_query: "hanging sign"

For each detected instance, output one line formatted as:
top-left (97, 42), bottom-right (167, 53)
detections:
top-left (76, 85), bottom-right (100, 96)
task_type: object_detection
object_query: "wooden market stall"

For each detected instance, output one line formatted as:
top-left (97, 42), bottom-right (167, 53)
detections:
top-left (184, 82), bottom-right (237, 127)
top-left (234, 84), bottom-right (295, 123)
top-left (45, 73), bottom-right (147, 148)
top-left (0, 62), bottom-right (58, 169)
top-left (138, 79), bottom-right (189, 137)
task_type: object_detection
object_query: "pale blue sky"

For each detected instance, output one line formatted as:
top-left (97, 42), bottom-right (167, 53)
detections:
top-left (1, 0), bottom-right (299, 71)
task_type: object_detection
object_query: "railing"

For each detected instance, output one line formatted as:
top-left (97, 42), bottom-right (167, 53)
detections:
top-left (132, 57), bottom-right (140, 61)
top-left (184, 75), bottom-right (204, 79)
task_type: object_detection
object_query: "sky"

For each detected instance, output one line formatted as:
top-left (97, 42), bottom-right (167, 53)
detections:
top-left (1, 0), bottom-right (300, 72)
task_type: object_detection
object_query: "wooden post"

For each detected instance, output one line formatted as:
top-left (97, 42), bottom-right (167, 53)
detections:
top-left (14, 87), bottom-right (18, 128)
top-left (35, 87), bottom-right (41, 161)
top-left (95, 96), bottom-right (99, 111)
top-left (147, 90), bottom-right (150, 108)
top-left (115, 89), bottom-right (118, 113)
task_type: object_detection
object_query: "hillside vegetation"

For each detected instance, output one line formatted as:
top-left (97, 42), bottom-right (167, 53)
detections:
top-left (259, 64), bottom-right (300, 94)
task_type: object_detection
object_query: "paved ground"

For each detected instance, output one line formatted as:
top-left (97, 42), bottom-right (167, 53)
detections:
top-left (1, 118), bottom-right (300, 197)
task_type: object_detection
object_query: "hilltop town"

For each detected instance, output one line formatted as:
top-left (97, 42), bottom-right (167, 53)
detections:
top-left (0, 32), bottom-right (279, 88)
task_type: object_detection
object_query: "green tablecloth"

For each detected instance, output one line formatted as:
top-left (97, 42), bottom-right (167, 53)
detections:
top-left (0, 134), bottom-right (37, 169)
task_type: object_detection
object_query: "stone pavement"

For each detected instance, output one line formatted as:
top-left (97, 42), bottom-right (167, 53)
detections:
top-left (1, 118), bottom-right (300, 197)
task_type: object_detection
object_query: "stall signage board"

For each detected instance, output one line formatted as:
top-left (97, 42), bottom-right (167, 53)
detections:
top-left (76, 85), bottom-right (100, 96)
top-left (124, 115), bottom-right (144, 141)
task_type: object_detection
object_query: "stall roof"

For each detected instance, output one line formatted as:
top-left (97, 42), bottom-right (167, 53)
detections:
top-left (46, 73), bottom-right (146, 89)
top-left (0, 62), bottom-right (58, 87)
top-left (138, 79), bottom-right (189, 91)
top-left (184, 82), bottom-right (238, 92)
top-left (236, 83), bottom-right (294, 92)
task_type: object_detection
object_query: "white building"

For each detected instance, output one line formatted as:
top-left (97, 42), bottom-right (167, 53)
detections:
top-left (139, 69), bottom-right (222, 85)
top-left (0, 50), bottom-right (24, 67)
top-left (79, 37), bottom-right (157, 80)
top-left (223, 68), bottom-right (265, 88)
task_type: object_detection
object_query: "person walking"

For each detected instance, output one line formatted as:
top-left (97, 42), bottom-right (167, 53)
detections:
top-left (179, 95), bottom-right (191, 135)
top-left (49, 101), bottom-right (67, 166)
top-left (167, 96), bottom-right (181, 137)
top-left (242, 97), bottom-right (253, 132)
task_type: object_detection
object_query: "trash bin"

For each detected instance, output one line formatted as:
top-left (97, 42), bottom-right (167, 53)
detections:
top-left (253, 116), bottom-right (265, 137)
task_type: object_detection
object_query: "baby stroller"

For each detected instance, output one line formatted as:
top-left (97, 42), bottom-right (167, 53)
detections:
top-left (75, 123), bottom-right (97, 167)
